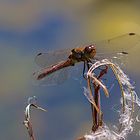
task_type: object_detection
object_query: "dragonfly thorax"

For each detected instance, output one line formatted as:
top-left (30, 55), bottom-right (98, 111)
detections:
top-left (68, 45), bottom-right (96, 63)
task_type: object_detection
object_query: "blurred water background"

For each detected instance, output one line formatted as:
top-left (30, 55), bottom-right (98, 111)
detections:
top-left (0, 0), bottom-right (140, 140)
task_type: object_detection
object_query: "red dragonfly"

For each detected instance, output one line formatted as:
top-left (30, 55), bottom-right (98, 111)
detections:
top-left (33, 32), bottom-right (140, 85)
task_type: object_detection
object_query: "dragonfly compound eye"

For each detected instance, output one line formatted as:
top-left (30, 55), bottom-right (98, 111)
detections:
top-left (84, 45), bottom-right (95, 54)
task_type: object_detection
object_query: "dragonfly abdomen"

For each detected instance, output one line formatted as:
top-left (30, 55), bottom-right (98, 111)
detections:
top-left (37, 59), bottom-right (74, 80)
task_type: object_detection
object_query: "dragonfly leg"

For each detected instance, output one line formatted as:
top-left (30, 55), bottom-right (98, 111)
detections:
top-left (82, 61), bottom-right (86, 79)
top-left (88, 58), bottom-right (93, 64)
top-left (82, 60), bottom-right (93, 79)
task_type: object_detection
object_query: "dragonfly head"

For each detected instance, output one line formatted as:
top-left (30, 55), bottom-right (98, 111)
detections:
top-left (84, 44), bottom-right (96, 59)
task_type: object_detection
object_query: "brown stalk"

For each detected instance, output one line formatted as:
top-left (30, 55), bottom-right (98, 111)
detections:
top-left (86, 63), bottom-right (109, 132)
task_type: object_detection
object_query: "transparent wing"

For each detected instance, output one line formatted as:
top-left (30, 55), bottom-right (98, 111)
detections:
top-left (33, 66), bottom-right (70, 86)
top-left (35, 48), bottom-right (72, 68)
top-left (95, 32), bottom-right (140, 53)
top-left (35, 33), bottom-right (140, 68)
top-left (33, 62), bottom-right (84, 86)
top-left (94, 32), bottom-right (140, 64)
top-left (94, 51), bottom-right (129, 66)
top-left (34, 32), bottom-right (140, 85)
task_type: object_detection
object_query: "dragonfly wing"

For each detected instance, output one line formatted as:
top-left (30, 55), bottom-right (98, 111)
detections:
top-left (94, 51), bottom-right (128, 64)
top-left (33, 66), bottom-right (70, 86)
top-left (33, 61), bottom-right (85, 86)
top-left (95, 32), bottom-right (140, 54)
top-left (35, 48), bottom-right (71, 68)
top-left (93, 32), bottom-right (140, 65)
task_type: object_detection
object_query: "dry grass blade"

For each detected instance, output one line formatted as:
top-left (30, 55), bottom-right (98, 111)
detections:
top-left (87, 59), bottom-right (134, 114)
top-left (23, 97), bottom-right (47, 140)
top-left (86, 78), bottom-right (100, 114)
top-left (79, 59), bottom-right (136, 140)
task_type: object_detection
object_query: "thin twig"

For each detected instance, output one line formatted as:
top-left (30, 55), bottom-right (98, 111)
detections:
top-left (23, 98), bottom-right (47, 140)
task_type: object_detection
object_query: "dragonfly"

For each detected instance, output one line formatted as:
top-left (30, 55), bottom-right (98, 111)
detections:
top-left (33, 32), bottom-right (140, 85)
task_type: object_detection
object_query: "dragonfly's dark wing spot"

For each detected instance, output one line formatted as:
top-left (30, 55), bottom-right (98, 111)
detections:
top-left (121, 51), bottom-right (128, 55)
top-left (37, 53), bottom-right (43, 56)
top-left (129, 32), bottom-right (135, 36)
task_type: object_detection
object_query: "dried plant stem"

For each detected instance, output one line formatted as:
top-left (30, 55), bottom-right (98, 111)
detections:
top-left (23, 100), bottom-right (47, 140)
top-left (86, 59), bottom-right (134, 132)
top-left (24, 120), bottom-right (35, 140)
top-left (110, 64), bottom-right (134, 112)
top-left (87, 65), bottom-right (109, 131)
top-left (110, 64), bottom-right (126, 113)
